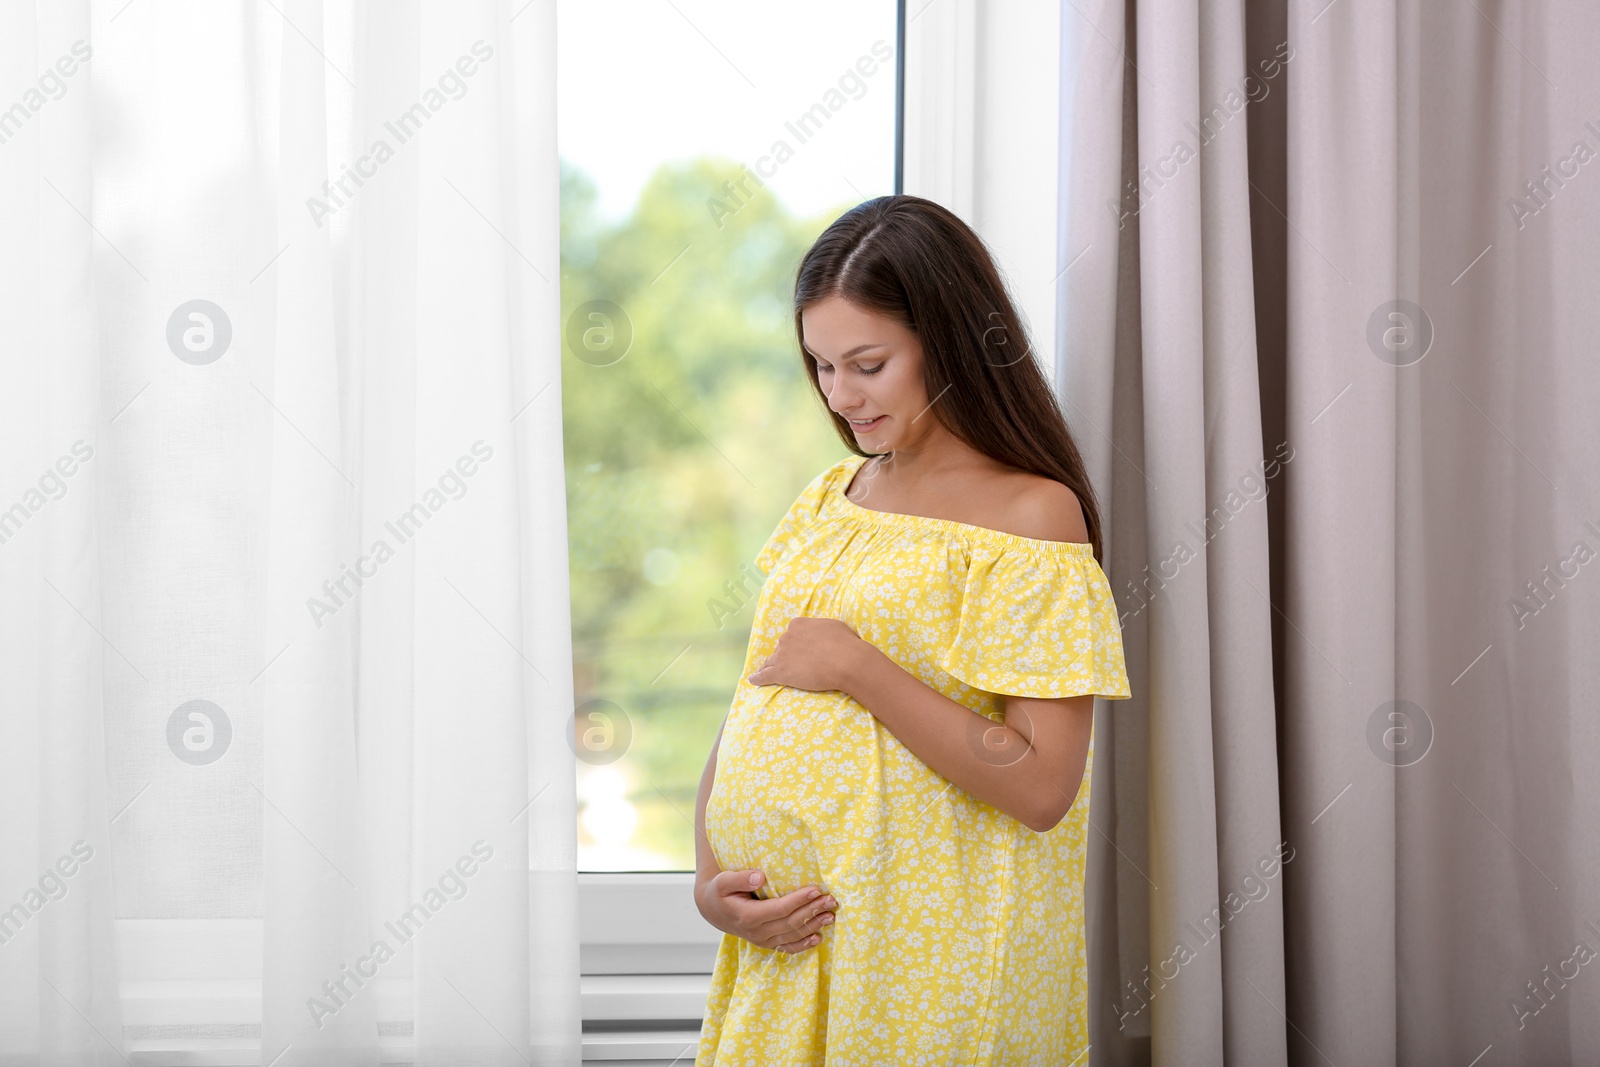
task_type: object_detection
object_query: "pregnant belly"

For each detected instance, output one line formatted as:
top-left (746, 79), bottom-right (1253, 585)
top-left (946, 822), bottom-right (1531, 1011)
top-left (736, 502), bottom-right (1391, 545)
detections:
top-left (704, 682), bottom-right (886, 898)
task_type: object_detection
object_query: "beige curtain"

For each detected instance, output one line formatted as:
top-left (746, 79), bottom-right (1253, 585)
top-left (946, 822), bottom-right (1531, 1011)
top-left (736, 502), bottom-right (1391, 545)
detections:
top-left (1060, 0), bottom-right (1600, 1063)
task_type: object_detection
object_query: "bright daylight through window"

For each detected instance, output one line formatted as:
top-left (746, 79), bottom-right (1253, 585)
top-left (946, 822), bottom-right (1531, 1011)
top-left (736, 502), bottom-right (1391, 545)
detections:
top-left (557, 0), bottom-right (900, 872)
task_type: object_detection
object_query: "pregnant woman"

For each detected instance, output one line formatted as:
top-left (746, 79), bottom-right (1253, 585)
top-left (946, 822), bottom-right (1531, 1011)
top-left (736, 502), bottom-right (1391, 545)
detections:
top-left (693, 194), bottom-right (1132, 1066)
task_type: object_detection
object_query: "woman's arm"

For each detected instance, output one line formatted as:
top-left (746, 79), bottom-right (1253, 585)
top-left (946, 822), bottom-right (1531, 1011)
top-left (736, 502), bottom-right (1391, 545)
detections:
top-left (744, 615), bottom-right (1094, 832)
top-left (841, 643), bottom-right (1094, 833)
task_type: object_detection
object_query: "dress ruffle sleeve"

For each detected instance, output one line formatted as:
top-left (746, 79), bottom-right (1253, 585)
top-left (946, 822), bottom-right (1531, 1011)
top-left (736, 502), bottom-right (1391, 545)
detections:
top-left (753, 460), bottom-right (844, 577)
top-left (937, 539), bottom-right (1133, 700)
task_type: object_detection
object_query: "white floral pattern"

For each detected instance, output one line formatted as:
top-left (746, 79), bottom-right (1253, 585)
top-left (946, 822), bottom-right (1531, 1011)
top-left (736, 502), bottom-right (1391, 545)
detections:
top-left (697, 454), bottom-right (1132, 1066)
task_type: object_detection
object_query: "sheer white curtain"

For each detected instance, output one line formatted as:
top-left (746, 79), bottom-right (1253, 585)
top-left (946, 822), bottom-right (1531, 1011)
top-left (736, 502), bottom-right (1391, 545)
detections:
top-left (0, 2), bottom-right (580, 1064)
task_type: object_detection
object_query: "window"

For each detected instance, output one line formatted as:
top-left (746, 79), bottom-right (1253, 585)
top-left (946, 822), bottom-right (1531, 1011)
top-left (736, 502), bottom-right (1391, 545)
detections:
top-left (65, 3), bottom-right (912, 1063)
top-left (558, 0), bottom-right (904, 875)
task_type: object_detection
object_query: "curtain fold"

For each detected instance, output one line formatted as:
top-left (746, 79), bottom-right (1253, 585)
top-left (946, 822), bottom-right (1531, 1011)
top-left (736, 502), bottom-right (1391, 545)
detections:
top-left (1061, 0), bottom-right (1600, 1063)
top-left (0, 2), bottom-right (580, 1063)
top-left (0, 2), bottom-right (124, 1063)
top-left (1061, 1), bottom-right (1288, 1063)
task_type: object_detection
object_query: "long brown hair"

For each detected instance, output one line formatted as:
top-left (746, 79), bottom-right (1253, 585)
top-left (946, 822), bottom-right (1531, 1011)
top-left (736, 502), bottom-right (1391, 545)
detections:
top-left (792, 194), bottom-right (1110, 564)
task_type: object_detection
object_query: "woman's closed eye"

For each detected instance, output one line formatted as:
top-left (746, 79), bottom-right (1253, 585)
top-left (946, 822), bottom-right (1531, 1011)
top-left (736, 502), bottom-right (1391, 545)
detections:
top-left (817, 362), bottom-right (885, 375)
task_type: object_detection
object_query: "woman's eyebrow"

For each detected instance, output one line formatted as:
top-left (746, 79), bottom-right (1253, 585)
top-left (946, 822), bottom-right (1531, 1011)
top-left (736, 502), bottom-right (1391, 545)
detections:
top-left (803, 343), bottom-right (887, 361)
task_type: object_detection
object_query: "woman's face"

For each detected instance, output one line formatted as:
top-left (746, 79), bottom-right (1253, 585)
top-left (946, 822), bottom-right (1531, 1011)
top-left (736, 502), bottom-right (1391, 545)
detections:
top-left (800, 294), bottom-right (933, 453)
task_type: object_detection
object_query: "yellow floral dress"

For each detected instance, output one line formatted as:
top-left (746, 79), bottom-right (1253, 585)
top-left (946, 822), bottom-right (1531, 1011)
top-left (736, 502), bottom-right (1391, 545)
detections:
top-left (698, 453), bottom-right (1132, 1066)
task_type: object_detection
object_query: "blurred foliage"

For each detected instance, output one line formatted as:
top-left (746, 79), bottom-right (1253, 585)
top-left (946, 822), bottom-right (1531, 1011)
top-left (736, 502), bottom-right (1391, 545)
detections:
top-left (561, 156), bottom-right (859, 870)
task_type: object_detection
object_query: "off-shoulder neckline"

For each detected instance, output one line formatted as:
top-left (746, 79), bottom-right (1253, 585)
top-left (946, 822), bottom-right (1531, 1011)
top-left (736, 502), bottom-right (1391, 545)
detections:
top-left (830, 453), bottom-right (1096, 556)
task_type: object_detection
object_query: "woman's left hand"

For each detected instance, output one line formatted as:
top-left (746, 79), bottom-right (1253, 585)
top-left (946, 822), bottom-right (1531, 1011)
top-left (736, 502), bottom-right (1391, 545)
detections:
top-left (746, 617), bottom-right (866, 693)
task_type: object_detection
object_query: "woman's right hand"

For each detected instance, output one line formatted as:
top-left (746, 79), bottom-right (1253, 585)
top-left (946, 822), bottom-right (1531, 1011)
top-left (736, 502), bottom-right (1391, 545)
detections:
top-left (694, 869), bottom-right (838, 953)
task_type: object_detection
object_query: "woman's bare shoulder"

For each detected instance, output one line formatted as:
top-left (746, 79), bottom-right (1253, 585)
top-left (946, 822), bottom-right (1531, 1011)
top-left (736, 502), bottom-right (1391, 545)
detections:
top-left (986, 470), bottom-right (1088, 545)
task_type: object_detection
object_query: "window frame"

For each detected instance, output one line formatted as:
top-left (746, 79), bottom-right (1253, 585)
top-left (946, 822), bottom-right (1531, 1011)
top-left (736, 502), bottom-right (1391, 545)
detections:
top-left (573, 2), bottom-right (910, 1057)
